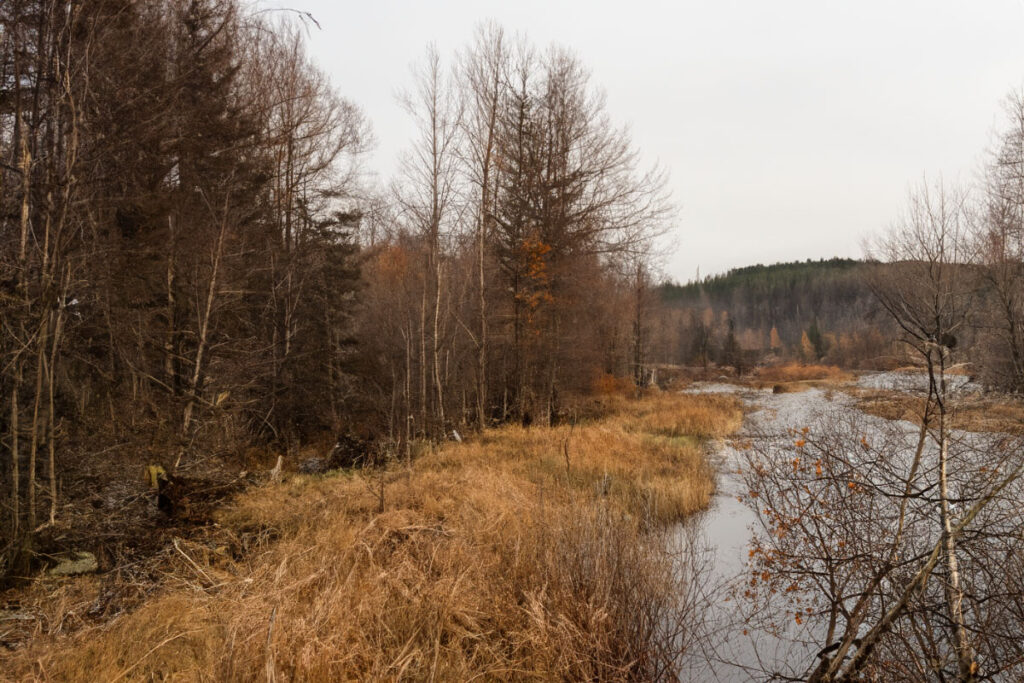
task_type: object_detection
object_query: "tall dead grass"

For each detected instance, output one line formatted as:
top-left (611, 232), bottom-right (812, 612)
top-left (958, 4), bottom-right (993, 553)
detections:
top-left (755, 363), bottom-right (852, 384)
top-left (620, 392), bottom-right (744, 441)
top-left (3, 393), bottom-right (741, 681)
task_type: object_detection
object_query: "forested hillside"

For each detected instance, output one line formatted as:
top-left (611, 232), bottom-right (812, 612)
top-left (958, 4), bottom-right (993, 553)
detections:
top-left (651, 258), bottom-right (897, 369)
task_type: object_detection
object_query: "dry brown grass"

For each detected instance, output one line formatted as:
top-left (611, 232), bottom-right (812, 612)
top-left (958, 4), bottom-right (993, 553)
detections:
top-left (754, 363), bottom-right (853, 384)
top-left (591, 372), bottom-right (638, 396)
top-left (740, 363), bottom-right (855, 394)
top-left (851, 389), bottom-right (1024, 435)
top-left (887, 364), bottom-right (973, 376)
top-left (619, 392), bottom-right (744, 441)
top-left (2, 393), bottom-right (741, 682)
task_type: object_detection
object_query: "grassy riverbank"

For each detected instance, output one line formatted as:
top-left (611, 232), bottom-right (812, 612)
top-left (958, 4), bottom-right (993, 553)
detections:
top-left (849, 388), bottom-right (1024, 435)
top-left (2, 391), bottom-right (742, 681)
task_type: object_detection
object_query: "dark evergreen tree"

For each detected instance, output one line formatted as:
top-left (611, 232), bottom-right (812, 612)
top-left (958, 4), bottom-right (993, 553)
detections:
top-left (721, 318), bottom-right (742, 374)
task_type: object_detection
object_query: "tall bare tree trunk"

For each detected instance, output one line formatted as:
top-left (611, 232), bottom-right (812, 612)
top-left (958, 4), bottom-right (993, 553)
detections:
top-left (433, 257), bottom-right (445, 430)
top-left (10, 111), bottom-right (30, 552)
top-left (466, 26), bottom-right (503, 429)
top-left (47, 267), bottom-right (68, 525)
top-left (632, 259), bottom-right (647, 387)
top-left (165, 214), bottom-right (178, 390)
top-left (933, 350), bottom-right (977, 681)
top-left (10, 379), bottom-right (20, 545)
top-left (419, 268), bottom-right (428, 435)
top-left (47, 321), bottom-right (60, 525)
top-left (398, 44), bottom-right (462, 437)
top-left (477, 210), bottom-right (488, 427)
top-left (177, 198), bottom-right (230, 467)
top-left (404, 323), bottom-right (413, 460)
top-left (27, 324), bottom-right (47, 533)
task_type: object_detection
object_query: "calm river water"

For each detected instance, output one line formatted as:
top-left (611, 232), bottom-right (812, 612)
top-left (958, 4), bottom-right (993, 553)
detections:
top-left (675, 373), bottom-right (997, 681)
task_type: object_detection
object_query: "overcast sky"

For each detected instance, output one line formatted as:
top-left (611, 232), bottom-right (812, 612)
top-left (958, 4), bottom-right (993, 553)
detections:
top-left (271, 0), bottom-right (1024, 282)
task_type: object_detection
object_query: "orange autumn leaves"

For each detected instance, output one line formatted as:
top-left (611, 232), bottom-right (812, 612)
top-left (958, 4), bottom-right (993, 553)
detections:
top-left (787, 427), bottom-right (867, 488)
top-left (516, 236), bottom-right (554, 332)
top-left (735, 423), bottom-right (883, 638)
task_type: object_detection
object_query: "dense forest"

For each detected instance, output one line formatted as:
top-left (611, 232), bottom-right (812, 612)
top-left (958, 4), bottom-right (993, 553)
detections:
top-left (3, 0), bottom-right (1024, 578)
top-left (0, 0), bottom-right (668, 577)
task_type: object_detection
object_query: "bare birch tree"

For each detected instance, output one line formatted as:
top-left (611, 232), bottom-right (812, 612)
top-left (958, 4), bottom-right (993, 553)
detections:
top-left (395, 45), bottom-right (463, 437)
top-left (459, 22), bottom-right (508, 428)
top-left (979, 91), bottom-right (1024, 392)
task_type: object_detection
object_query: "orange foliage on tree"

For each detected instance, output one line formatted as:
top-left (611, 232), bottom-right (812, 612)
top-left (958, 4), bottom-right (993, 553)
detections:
top-left (516, 235), bottom-right (555, 330)
top-left (800, 330), bottom-right (815, 361)
top-left (373, 244), bottom-right (412, 284)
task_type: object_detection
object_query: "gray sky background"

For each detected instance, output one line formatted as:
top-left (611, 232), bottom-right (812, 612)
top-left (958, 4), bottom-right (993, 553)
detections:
top-left (272, 0), bottom-right (1024, 282)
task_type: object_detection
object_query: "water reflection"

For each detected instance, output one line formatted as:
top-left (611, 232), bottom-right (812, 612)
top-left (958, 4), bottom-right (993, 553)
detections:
top-left (677, 430), bottom-right (816, 681)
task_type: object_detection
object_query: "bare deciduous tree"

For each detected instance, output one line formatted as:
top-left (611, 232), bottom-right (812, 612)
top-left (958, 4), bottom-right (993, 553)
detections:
top-left (979, 91), bottom-right (1024, 392)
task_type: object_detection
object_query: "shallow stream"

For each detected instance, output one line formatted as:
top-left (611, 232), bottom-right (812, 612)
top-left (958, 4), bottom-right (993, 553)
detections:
top-left (675, 373), bottom-right (1002, 681)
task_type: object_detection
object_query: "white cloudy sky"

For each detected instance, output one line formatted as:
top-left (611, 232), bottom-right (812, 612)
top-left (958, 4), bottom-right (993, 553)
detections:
top-left (271, 0), bottom-right (1024, 282)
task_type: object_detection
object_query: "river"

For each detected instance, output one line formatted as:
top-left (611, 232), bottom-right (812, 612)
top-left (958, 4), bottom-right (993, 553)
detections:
top-left (674, 373), bottom-right (1010, 681)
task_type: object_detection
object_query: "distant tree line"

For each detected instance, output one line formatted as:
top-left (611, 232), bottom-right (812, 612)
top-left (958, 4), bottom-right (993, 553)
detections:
top-left (650, 258), bottom-right (898, 370)
top-left (653, 160), bottom-right (1024, 390)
